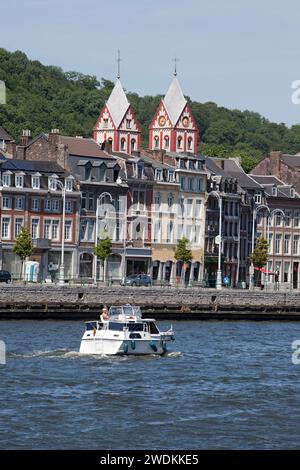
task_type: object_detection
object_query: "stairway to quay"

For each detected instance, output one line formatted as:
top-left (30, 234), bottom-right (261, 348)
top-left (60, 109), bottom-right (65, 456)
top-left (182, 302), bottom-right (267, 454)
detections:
top-left (0, 285), bottom-right (300, 320)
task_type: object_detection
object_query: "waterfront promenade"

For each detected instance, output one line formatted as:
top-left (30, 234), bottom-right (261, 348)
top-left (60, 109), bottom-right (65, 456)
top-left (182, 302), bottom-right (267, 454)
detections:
top-left (0, 284), bottom-right (300, 320)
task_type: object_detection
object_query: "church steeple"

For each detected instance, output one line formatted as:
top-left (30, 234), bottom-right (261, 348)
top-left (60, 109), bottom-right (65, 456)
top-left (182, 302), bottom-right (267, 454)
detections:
top-left (93, 62), bottom-right (141, 154)
top-left (148, 72), bottom-right (198, 154)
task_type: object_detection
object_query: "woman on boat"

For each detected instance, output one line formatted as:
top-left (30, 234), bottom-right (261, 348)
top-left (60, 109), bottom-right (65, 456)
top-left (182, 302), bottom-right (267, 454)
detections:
top-left (100, 306), bottom-right (110, 322)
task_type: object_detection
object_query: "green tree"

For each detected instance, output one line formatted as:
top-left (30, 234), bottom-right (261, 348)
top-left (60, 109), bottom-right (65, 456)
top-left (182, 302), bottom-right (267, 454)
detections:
top-left (13, 227), bottom-right (33, 279)
top-left (175, 237), bottom-right (193, 284)
top-left (93, 232), bottom-right (112, 282)
top-left (250, 236), bottom-right (269, 286)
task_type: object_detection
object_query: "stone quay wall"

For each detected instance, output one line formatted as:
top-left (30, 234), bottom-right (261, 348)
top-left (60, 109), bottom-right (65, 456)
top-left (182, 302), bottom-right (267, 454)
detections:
top-left (0, 285), bottom-right (300, 320)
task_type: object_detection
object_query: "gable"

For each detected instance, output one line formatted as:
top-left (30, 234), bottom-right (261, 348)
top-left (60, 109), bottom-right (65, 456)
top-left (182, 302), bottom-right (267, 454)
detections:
top-left (149, 101), bottom-right (173, 130)
top-left (119, 106), bottom-right (140, 132)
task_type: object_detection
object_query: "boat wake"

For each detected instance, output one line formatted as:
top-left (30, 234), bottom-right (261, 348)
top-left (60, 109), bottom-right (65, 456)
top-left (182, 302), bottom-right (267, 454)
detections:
top-left (8, 349), bottom-right (182, 360)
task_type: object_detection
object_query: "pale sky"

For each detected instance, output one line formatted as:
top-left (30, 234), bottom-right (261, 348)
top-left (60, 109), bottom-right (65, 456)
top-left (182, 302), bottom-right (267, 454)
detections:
top-left (1, 0), bottom-right (300, 126)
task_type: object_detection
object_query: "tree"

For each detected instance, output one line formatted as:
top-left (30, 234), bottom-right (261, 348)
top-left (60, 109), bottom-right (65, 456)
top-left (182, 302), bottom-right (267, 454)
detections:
top-left (13, 227), bottom-right (33, 279)
top-left (93, 231), bottom-right (112, 282)
top-left (175, 237), bottom-right (193, 284)
top-left (250, 236), bottom-right (269, 286)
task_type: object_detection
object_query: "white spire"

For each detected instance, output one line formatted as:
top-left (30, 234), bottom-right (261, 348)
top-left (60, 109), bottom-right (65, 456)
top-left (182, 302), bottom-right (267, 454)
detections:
top-left (163, 75), bottom-right (187, 126)
top-left (106, 79), bottom-right (130, 129)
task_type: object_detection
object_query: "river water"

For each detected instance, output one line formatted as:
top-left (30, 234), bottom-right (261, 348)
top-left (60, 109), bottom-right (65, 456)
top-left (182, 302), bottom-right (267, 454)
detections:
top-left (0, 319), bottom-right (300, 450)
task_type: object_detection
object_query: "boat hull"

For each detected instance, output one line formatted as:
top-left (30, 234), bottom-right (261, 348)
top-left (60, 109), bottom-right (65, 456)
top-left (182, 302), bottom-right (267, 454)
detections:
top-left (79, 337), bottom-right (167, 356)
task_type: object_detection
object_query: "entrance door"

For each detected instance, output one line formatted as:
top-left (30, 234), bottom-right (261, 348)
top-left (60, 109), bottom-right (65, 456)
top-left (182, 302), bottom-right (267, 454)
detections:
top-left (293, 262), bottom-right (299, 289)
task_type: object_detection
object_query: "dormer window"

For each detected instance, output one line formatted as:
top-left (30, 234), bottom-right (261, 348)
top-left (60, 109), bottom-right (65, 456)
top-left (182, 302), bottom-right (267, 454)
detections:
top-left (291, 188), bottom-right (295, 198)
top-left (2, 172), bottom-right (11, 187)
top-left (65, 177), bottom-right (73, 192)
top-left (168, 170), bottom-right (175, 182)
top-left (179, 159), bottom-right (186, 169)
top-left (254, 192), bottom-right (262, 204)
top-left (272, 187), bottom-right (277, 197)
top-left (155, 169), bottom-right (163, 181)
top-left (32, 174), bottom-right (41, 189)
top-left (188, 160), bottom-right (194, 170)
top-left (15, 173), bottom-right (24, 188)
top-left (48, 175), bottom-right (58, 191)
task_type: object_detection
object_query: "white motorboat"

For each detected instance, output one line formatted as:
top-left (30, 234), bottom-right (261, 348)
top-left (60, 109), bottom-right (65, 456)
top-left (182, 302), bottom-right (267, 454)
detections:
top-left (79, 304), bottom-right (175, 356)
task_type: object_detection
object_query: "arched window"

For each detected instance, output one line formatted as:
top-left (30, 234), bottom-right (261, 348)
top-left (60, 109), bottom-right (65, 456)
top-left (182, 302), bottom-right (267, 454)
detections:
top-left (164, 136), bottom-right (169, 149)
top-left (154, 136), bottom-right (159, 149)
top-left (131, 139), bottom-right (136, 152)
top-left (177, 136), bottom-right (182, 149)
top-left (121, 138), bottom-right (126, 151)
top-left (187, 137), bottom-right (193, 150)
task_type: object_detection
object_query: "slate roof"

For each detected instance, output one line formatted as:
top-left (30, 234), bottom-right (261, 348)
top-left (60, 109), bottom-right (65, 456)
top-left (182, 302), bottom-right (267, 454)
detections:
top-left (1, 159), bottom-right (66, 174)
top-left (0, 127), bottom-right (13, 141)
top-left (106, 79), bottom-right (130, 128)
top-left (163, 76), bottom-right (187, 125)
top-left (250, 175), bottom-right (283, 185)
top-left (60, 136), bottom-right (110, 158)
top-left (281, 154), bottom-right (300, 168)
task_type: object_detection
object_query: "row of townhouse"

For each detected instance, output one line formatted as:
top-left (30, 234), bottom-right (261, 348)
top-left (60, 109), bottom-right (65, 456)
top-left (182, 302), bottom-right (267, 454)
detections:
top-left (2, 72), bottom-right (300, 287)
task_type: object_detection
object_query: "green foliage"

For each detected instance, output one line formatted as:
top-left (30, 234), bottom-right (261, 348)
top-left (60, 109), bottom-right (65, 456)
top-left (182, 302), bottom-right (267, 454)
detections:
top-left (1, 47), bottom-right (300, 172)
top-left (13, 227), bottom-right (33, 261)
top-left (93, 233), bottom-right (112, 261)
top-left (250, 236), bottom-right (269, 268)
top-left (175, 237), bottom-right (193, 264)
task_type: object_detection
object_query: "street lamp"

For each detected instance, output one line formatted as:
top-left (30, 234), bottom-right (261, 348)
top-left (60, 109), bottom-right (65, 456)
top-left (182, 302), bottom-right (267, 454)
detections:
top-left (208, 191), bottom-right (222, 290)
top-left (53, 180), bottom-right (66, 286)
top-left (249, 203), bottom-right (270, 290)
top-left (93, 191), bottom-right (113, 284)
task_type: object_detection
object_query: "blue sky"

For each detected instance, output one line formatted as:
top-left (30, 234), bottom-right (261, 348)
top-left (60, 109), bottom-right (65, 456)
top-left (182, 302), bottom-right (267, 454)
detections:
top-left (1, 0), bottom-right (300, 126)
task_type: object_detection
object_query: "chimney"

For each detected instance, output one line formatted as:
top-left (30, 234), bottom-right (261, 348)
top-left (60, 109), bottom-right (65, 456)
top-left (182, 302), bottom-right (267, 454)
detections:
top-left (20, 129), bottom-right (31, 147)
top-left (5, 140), bottom-right (16, 158)
top-left (269, 151), bottom-right (281, 176)
top-left (16, 146), bottom-right (25, 160)
top-left (152, 149), bottom-right (165, 163)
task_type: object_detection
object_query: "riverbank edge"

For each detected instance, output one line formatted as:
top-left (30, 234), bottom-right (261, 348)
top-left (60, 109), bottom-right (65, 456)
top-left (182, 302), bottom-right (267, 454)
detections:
top-left (0, 285), bottom-right (299, 320)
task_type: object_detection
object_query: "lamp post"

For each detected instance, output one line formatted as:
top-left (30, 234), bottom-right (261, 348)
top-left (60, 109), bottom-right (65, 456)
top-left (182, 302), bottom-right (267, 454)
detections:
top-left (209, 191), bottom-right (222, 290)
top-left (249, 204), bottom-right (270, 290)
top-left (54, 180), bottom-right (66, 286)
top-left (93, 191), bottom-right (113, 285)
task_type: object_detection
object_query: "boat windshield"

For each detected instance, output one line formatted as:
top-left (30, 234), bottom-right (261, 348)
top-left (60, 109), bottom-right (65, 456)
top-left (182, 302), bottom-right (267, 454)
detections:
top-left (109, 305), bottom-right (142, 319)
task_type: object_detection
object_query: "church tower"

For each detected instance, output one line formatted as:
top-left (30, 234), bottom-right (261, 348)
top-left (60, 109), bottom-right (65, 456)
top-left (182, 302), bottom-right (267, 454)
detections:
top-left (93, 58), bottom-right (140, 154)
top-left (149, 73), bottom-right (198, 153)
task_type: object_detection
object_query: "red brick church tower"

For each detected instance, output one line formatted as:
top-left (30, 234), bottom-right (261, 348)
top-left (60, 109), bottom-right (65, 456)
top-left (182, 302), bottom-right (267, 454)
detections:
top-left (149, 72), bottom-right (198, 153)
top-left (93, 68), bottom-right (140, 154)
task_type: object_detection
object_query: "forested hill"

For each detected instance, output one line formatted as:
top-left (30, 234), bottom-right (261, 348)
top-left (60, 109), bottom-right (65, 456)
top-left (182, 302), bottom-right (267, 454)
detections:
top-left (1, 48), bottom-right (300, 172)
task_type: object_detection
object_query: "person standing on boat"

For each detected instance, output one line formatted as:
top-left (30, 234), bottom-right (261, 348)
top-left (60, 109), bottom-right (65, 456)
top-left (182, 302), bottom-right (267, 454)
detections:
top-left (100, 306), bottom-right (110, 322)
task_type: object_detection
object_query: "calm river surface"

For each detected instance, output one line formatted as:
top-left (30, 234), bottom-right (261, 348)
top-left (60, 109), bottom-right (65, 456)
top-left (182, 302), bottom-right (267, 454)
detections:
top-left (0, 320), bottom-right (300, 449)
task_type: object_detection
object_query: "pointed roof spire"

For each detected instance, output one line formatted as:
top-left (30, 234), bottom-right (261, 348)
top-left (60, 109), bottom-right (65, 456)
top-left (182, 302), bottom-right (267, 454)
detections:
top-left (116, 50), bottom-right (122, 79)
top-left (163, 75), bottom-right (187, 125)
top-left (106, 79), bottom-right (130, 128)
top-left (172, 56), bottom-right (179, 76)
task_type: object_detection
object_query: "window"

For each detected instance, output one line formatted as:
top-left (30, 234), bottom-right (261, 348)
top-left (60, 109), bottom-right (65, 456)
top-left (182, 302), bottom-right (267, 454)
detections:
top-left (1, 217), bottom-right (10, 239)
top-left (197, 178), bottom-right (202, 192)
top-left (15, 174), bottom-right (24, 188)
top-left (154, 194), bottom-right (161, 212)
top-left (81, 192), bottom-right (86, 210)
top-left (167, 193), bottom-right (174, 210)
top-left (284, 261), bottom-right (290, 283)
top-left (285, 210), bottom-right (291, 227)
top-left (272, 187), bottom-right (277, 196)
top-left (177, 136), bottom-right (182, 149)
top-left (291, 188), bottom-right (295, 198)
top-left (2, 173), bottom-right (11, 187)
top-left (164, 137), bottom-right (169, 149)
top-left (155, 169), bottom-right (163, 181)
top-left (126, 119), bottom-right (131, 129)
top-left (32, 198), bottom-right (39, 211)
top-left (154, 136), bottom-right (159, 149)
top-left (80, 220), bottom-right (95, 241)
top-left (32, 176), bottom-right (40, 189)
top-left (188, 160), bottom-right (194, 170)
top-left (64, 221), bottom-right (72, 241)
top-left (43, 220), bottom-right (51, 239)
top-left (121, 138), bottom-right (126, 151)
top-left (168, 171), bottom-right (175, 182)
top-left (65, 178), bottom-right (73, 192)
top-left (195, 200), bottom-right (201, 218)
top-left (88, 194), bottom-right (94, 211)
top-left (188, 178), bottom-right (194, 191)
top-left (295, 211), bottom-right (300, 227)
top-left (131, 139), bottom-right (136, 152)
top-left (15, 197), bottom-right (24, 210)
top-left (194, 225), bottom-right (200, 244)
top-left (52, 220), bottom-right (60, 240)
top-left (48, 177), bottom-right (57, 191)
top-left (284, 234), bottom-right (290, 254)
top-left (44, 199), bottom-right (51, 211)
top-left (254, 193), bottom-right (261, 204)
top-left (293, 235), bottom-right (299, 255)
top-left (178, 198), bottom-right (185, 216)
top-left (2, 196), bottom-right (11, 209)
top-left (187, 199), bottom-right (193, 217)
top-left (31, 218), bottom-right (39, 239)
top-left (103, 118), bottom-right (108, 128)
top-left (153, 221), bottom-right (161, 243)
top-left (52, 199), bottom-right (60, 212)
top-left (275, 234), bottom-right (282, 254)
top-left (15, 217), bottom-right (24, 239)
top-left (187, 137), bottom-right (193, 150)
top-left (65, 200), bottom-right (72, 213)
top-left (180, 176), bottom-right (185, 190)
top-left (166, 222), bottom-right (174, 243)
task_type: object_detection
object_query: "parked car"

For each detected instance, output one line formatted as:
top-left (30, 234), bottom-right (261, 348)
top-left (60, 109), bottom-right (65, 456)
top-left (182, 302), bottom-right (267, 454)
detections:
top-left (122, 274), bottom-right (152, 287)
top-left (0, 270), bottom-right (11, 283)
